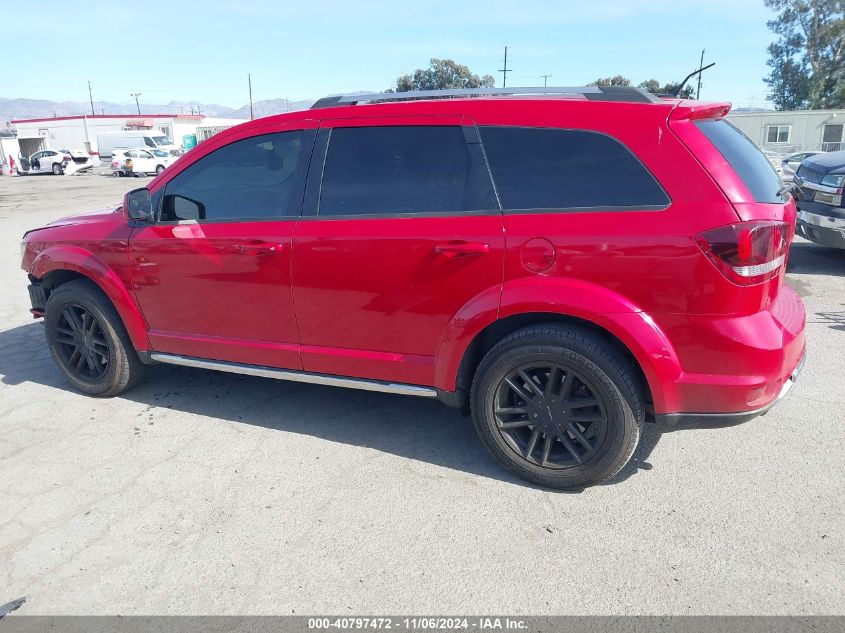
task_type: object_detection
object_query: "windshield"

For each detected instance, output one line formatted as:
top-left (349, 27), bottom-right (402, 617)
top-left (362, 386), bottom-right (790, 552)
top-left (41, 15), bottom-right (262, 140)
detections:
top-left (151, 136), bottom-right (172, 147)
top-left (150, 149), bottom-right (170, 157)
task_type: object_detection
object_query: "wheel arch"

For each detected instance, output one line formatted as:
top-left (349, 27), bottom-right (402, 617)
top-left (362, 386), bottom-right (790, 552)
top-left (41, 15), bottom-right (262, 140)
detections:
top-left (31, 245), bottom-right (149, 351)
top-left (434, 278), bottom-right (684, 414)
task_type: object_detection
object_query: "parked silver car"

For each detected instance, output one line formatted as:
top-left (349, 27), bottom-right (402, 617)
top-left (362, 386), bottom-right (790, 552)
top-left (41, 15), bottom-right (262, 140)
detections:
top-left (780, 151), bottom-right (822, 182)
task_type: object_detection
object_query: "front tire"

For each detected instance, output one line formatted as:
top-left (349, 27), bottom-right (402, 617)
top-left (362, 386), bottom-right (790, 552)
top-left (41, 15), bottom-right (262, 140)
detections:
top-left (155, 165), bottom-right (165, 175)
top-left (470, 325), bottom-right (643, 489)
top-left (44, 279), bottom-right (144, 396)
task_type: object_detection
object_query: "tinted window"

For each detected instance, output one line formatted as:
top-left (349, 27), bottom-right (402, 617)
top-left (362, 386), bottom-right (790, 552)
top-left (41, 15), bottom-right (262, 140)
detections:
top-left (695, 119), bottom-right (783, 204)
top-left (479, 126), bottom-right (669, 210)
top-left (161, 131), bottom-right (309, 221)
top-left (319, 126), bottom-right (496, 216)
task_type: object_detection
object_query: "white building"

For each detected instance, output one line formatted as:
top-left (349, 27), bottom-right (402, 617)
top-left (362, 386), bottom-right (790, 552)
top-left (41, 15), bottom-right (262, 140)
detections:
top-left (728, 109), bottom-right (845, 154)
top-left (6, 113), bottom-right (246, 159)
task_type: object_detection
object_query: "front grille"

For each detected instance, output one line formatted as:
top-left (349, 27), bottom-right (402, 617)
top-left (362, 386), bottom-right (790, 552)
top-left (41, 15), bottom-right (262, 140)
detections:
top-left (797, 165), bottom-right (824, 184)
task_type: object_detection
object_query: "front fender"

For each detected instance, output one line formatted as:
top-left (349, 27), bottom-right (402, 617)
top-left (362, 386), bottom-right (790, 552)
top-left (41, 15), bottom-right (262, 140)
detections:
top-left (434, 277), bottom-right (682, 413)
top-left (30, 244), bottom-right (150, 351)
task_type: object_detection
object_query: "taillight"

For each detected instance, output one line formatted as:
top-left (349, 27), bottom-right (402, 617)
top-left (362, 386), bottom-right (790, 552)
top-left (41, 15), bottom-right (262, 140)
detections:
top-left (696, 221), bottom-right (790, 285)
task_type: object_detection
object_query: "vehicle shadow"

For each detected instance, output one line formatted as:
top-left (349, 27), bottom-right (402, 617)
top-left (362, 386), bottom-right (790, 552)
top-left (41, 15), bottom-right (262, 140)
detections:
top-left (787, 239), bottom-right (845, 276)
top-left (0, 321), bottom-right (662, 490)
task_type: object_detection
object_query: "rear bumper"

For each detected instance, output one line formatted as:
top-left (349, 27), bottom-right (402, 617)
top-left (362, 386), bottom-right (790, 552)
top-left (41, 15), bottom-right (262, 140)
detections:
top-left (655, 351), bottom-right (805, 431)
top-left (650, 284), bottom-right (806, 424)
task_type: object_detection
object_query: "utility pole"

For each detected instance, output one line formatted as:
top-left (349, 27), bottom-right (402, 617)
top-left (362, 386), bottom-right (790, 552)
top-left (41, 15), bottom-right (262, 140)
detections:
top-left (499, 46), bottom-right (511, 88)
top-left (130, 92), bottom-right (141, 115)
top-left (696, 49), bottom-right (705, 99)
top-left (88, 80), bottom-right (95, 116)
top-left (248, 73), bottom-right (254, 120)
top-left (540, 74), bottom-right (552, 87)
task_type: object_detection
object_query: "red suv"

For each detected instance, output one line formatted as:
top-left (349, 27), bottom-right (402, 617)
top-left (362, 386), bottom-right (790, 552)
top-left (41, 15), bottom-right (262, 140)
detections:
top-left (20, 87), bottom-right (806, 489)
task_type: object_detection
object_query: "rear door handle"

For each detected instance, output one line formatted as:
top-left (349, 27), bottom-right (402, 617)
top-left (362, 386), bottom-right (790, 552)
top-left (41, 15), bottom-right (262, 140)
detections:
top-left (434, 242), bottom-right (490, 256)
top-left (237, 240), bottom-right (284, 255)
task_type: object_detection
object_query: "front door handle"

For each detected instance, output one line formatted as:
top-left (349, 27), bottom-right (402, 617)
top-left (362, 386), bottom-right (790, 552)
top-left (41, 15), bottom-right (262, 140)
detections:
top-left (434, 242), bottom-right (490, 257)
top-left (237, 240), bottom-right (284, 255)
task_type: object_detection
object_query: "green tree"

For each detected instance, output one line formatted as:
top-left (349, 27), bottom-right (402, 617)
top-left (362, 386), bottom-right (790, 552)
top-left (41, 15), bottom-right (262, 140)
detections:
top-left (638, 79), bottom-right (696, 98)
top-left (589, 75), bottom-right (632, 87)
top-left (765, 0), bottom-right (845, 110)
top-left (393, 59), bottom-right (496, 92)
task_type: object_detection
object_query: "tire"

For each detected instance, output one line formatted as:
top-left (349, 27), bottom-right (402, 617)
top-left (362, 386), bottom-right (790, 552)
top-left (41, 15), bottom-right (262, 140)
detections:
top-left (111, 171), bottom-right (120, 178)
top-left (155, 165), bottom-right (165, 175)
top-left (16, 169), bottom-right (24, 176)
top-left (52, 163), bottom-right (63, 175)
top-left (44, 279), bottom-right (144, 397)
top-left (470, 325), bottom-right (643, 489)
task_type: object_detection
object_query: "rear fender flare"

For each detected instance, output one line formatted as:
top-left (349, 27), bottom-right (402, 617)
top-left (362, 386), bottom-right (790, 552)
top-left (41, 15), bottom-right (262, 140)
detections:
top-left (30, 245), bottom-right (150, 351)
top-left (434, 277), bottom-right (682, 412)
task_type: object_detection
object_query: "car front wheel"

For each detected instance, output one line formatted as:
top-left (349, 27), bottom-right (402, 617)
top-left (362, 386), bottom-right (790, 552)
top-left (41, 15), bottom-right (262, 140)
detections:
top-left (470, 325), bottom-right (643, 489)
top-left (44, 279), bottom-right (144, 396)
top-left (156, 165), bottom-right (166, 175)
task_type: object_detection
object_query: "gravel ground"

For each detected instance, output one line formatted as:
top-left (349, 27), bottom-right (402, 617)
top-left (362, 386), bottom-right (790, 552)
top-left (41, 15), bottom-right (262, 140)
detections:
top-left (0, 173), bottom-right (842, 615)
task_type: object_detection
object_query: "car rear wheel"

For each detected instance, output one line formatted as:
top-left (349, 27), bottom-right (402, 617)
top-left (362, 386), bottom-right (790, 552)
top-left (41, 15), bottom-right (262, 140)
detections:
top-left (52, 163), bottom-right (63, 175)
top-left (156, 165), bottom-right (165, 175)
top-left (470, 325), bottom-right (643, 489)
top-left (44, 279), bottom-right (144, 396)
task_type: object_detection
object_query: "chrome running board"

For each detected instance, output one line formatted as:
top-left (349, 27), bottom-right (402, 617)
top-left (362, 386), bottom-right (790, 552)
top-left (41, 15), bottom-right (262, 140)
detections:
top-left (149, 353), bottom-right (438, 398)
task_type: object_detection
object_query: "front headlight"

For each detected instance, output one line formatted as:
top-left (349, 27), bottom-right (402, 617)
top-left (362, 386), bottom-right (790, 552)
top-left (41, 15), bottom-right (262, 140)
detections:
top-left (821, 174), bottom-right (845, 187)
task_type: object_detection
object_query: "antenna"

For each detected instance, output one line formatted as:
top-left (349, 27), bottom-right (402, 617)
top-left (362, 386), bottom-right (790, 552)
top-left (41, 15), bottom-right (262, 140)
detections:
top-left (673, 62), bottom-right (715, 98)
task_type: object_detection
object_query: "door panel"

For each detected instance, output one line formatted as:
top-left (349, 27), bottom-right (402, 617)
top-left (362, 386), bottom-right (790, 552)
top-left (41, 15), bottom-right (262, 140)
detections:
top-left (129, 122), bottom-right (316, 369)
top-left (292, 117), bottom-right (503, 386)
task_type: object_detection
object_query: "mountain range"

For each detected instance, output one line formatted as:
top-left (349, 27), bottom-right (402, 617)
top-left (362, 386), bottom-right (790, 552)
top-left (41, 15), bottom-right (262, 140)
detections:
top-left (0, 96), bottom-right (326, 123)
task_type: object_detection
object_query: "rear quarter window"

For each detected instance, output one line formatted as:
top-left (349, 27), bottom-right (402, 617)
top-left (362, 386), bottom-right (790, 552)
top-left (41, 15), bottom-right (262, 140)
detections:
top-left (479, 126), bottom-right (670, 211)
top-left (694, 119), bottom-right (783, 204)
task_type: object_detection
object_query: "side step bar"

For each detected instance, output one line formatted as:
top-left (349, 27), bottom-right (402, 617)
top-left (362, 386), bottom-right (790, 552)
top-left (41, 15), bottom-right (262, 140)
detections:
top-left (149, 353), bottom-right (439, 398)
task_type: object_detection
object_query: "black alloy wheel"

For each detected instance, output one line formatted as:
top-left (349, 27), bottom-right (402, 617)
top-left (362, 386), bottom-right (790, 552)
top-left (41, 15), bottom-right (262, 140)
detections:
top-left (52, 303), bottom-right (112, 382)
top-left (493, 362), bottom-right (608, 469)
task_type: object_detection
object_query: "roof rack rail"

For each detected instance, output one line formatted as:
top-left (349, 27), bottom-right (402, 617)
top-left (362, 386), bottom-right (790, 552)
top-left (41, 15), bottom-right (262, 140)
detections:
top-left (310, 86), bottom-right (661, 109)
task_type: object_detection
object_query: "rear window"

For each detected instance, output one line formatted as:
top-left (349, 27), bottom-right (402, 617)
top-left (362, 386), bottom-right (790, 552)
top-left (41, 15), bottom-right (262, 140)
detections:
top-left (479, 126), bottom-right (670, 210)
top-left (695, 119), bottom-right (783, 203)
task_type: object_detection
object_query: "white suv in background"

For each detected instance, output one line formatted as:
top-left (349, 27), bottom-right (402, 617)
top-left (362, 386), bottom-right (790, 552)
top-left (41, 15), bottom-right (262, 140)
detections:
top-left (111, 148), bottom-right (179, 177)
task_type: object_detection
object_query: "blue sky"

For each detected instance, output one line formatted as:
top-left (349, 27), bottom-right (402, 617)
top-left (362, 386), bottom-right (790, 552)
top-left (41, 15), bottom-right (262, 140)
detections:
top-left (9, 1), bottom-right (776, 109)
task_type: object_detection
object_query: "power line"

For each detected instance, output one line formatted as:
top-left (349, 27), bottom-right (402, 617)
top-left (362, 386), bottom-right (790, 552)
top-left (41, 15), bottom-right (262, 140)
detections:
top-left (540, 74), bottom-right (552, 87)
top-left (499, 46), bottom-right (512, 88)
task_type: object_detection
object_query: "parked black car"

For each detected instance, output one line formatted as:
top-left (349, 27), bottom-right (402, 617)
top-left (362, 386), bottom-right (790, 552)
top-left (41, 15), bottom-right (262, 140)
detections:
top-left (793, 151), bottom-right (845, 250)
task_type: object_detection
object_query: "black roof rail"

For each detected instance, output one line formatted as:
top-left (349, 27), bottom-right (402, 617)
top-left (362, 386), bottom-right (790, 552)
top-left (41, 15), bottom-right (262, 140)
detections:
top-left (310, 86), bottom-right (661, 109)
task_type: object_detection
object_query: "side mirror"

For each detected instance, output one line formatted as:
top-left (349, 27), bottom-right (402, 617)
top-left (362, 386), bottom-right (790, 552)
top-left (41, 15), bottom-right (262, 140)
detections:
top-left (123, 187), bottom-right (153, 221)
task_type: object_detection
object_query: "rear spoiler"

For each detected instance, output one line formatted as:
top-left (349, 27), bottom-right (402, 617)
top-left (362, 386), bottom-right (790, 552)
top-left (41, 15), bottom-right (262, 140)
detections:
top-left (669, 101), bottom-right (731, 121)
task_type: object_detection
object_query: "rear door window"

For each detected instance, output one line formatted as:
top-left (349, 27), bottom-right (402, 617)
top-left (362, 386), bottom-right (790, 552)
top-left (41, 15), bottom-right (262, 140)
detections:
top-left (695, 119), bottom-right (783, 203)
top-left (479, 126), bottom-right (669, 211)
top-left (318, 125), bottom-right (497, 216)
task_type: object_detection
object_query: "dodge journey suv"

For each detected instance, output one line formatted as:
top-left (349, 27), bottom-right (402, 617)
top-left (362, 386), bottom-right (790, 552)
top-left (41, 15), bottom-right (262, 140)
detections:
top-left (20, 86), bottom-right (806, 489)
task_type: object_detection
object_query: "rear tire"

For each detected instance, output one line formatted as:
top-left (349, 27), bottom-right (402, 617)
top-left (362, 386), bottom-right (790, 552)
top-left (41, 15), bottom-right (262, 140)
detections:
top-left (155, 165), bottom-right (165, 175)
top-left (52, 163), bottom-right (63, 175)
top-left (44, 279), bottom-right (144, 396)
top-left (470, 325), bottom-right (643, 489)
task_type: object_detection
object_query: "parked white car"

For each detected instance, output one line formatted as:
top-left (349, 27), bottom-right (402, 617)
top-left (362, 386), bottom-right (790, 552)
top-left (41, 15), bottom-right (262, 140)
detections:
top-left (110, 148), bottom-right (179, 177)
top-left (16, 149), bottom-right (96, 176)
